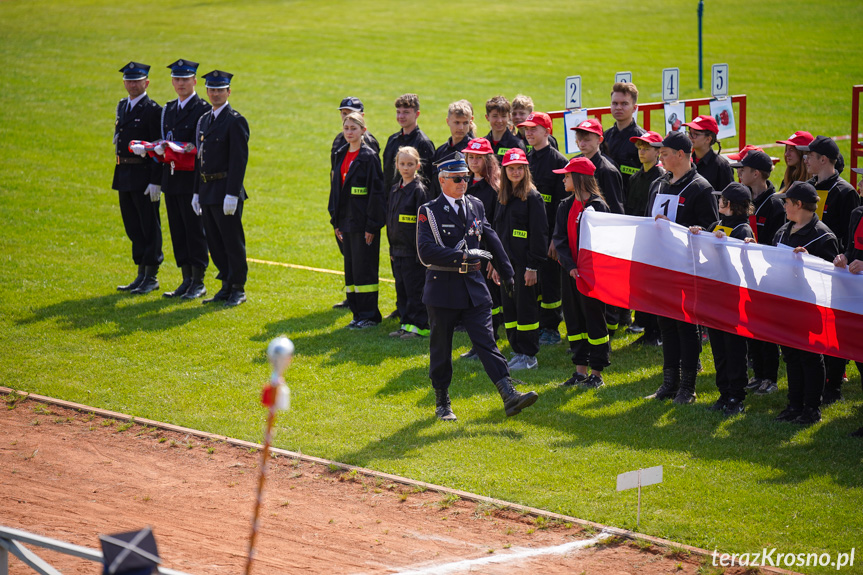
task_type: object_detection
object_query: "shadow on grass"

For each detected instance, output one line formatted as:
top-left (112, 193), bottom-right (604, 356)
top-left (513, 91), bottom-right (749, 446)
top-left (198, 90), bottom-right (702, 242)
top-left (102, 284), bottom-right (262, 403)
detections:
top-left (16, 292), bottom-right (223, 339)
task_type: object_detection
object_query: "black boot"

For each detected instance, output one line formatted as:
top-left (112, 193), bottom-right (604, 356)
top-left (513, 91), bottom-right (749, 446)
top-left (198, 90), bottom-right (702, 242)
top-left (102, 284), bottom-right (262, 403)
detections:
top-left (646, 368), bottom-right (679, 400)
top-left (163, 264), bottom-right (192, 298)
top-left (494, 377), bottom-right (538, 417)
top-left (435, 388), bottom-right (457, 421)
top-left (117, 265), bottom-right (145, 291)
top-left (202, 282), bottom-right (230, 304)
top-left (225, 285), bottom-right (246, 307)
top-left (673, 368), bottom-right (698, 404)
top-left (131, 266), bottom-right (159, 294)
top-left (182, 266), bottom-right (207, 300)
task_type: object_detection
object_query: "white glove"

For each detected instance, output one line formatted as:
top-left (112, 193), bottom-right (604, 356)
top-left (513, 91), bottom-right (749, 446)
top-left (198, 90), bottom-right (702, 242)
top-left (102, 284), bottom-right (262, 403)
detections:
top-left (145, 184), bottom-right (161, 202)
top-left (130, 143), bottom-right (147, 157)
top-left (223, 195), bottom-right (238, 216)
top-left (154, 143), bottom-right (166, 156)
top-left (191, 194), bottom-right (201, 216)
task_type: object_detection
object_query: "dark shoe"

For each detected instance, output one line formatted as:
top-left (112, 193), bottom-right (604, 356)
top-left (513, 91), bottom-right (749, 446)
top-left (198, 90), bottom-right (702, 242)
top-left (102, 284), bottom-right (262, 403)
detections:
top-left (583, 374), bottom-right (605, 388)
top-left (131, 266), bottom-right (159, 294)
top-left (634, 334), bottom-right (662, 347)
top-left (203, 284), bottom-right (230, 304)
top-left (539, 329), bottom-right (561, 345)
top-left (560, 372), bottom-right (587, 387)
top-left (385, 309), bottom-right (399, 320)
top-left (400, 331), bottom-right (423, 340)
top-left (434, 388), bottom-right (457, 421)
top-left (225, 287), bottom-right (246, 307)
top-left (454, 324), bottom-right (467, 332)
top-left (708, 397), bottom-right (729, 411)
top-left (460, 348), bottom-right (479, 360)
top-left (646, 368), bottom-right (679, 400)
top-left (696, 358), bottom-right (704, 373)
top-left (755, 380), bottom-right (778, 395)
top-left (350, 319), bottom-right (378, 329)
top-left (792, 407), bottom-right (821, 425)
top-left (673, 368), bottom-right (698, 404)
top-left (626, 324), bottom-right (645, 334)
top-left (117, 265), bottom-right (145, 291)
top-left (745, 377), bottom-right (763, 391)
top-left (345, 319), bottom-right (359, 329)
top-left (850, 426), bottom-right (863, 438)
top-left (494, 377), bottom-right (538, 417)
top-left (333, 299), bottom-right (349, 309)
top-left (163, 264), bottom-right (192, 298)
top-left (389, 328), bottom-right (407, 338)
top-left (723, 398), bottom-right (745, 416)
top-left (822, 389), bottom-right (843, 406)
top-left (181, 266), bottom-right (207, 299)
top-left (775, 405), bottom-right (803, 422)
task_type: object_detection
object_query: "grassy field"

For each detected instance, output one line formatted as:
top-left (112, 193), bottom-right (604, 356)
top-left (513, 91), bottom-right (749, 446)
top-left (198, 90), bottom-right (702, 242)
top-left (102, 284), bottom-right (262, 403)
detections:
top-left (2, 0), bottom-right (862, 572)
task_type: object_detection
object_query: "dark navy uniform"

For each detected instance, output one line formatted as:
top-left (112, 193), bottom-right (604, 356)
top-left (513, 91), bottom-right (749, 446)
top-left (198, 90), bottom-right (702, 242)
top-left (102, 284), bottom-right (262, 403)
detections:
top-left (589, 152), bottom-right (625, 215)
top-left (113, 63), bottom-right (164, 285)
top-left (160, 61), bottom-right (212, 298)
top-left (430, 135), bottom-right (471, 198)
top-left (602, 121), bottom-right (646, 186)
top-left (693, 148), bottom-right (734, 194)
top-left (193, 71), bottom-right (250, 303)
top-left (382, 127), bottom-right (435, 192)
top-left (466, 176), bottom-right (503, 332)
top-left (386, 179), bottom-right (430, 335)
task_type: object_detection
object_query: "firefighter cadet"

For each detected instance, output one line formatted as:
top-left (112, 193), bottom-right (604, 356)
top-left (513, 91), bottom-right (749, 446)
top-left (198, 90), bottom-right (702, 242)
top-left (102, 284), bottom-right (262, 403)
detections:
top-left (113, 62), bottom-right (164, 294)
top-left (417, 152), bottom-right (538, 421)
top-left (158, 59), bottom-right (211, 300)
top-left (602, 82), bottom-right (646, 187)
top-left (192, 70), bottom-right (250, 307)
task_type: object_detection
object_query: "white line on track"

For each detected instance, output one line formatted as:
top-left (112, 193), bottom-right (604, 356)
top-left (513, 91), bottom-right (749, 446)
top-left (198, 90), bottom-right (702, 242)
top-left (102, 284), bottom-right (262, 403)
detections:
top-left (386, 531), bottom-right (611, 575)
top-left (246, 257), bottom-right (395, 283)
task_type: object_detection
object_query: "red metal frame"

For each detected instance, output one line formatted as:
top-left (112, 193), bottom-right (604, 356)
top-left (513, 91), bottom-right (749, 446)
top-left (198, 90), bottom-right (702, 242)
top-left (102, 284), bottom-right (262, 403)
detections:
top-left (851, 85), bottom-right (862, 189)
top-left (547, 94), bottom-right (747, 152)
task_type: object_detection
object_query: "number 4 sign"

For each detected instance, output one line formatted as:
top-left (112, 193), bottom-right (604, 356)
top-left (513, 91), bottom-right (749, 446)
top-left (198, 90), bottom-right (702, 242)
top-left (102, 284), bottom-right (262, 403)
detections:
top-left (712, 63), bottom-right (729, 98)
top-left (565, 75), bottom-right (581, 110)
top-left (662, 67), bottom-right (680, 102)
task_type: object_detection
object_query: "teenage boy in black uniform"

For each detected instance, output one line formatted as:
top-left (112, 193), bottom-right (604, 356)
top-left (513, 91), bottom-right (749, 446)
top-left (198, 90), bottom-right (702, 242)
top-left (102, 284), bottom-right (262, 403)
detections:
top-left (520, 112), bottom-right (567, 345)
top-left (431, 99), bottom-right (475, 198)
top-left (684, 115), bottom-right (734, 193)
top-left (113, 62), bottom-right (164, 294)
top-left (799, 135), bottom-right (861, 404)
top-left (731, 149), bottom-right (785, 395)
top-left (484, 95), bottom-right (526, 161)
top-left (645, 131), bottom-right (719, 404)
top-left (512, 94), bottom-right (559, 152)
top-left (158, 59), bottom-right (211, 300)
top-left (417, 153), bottom-right (538, 421)
top-left (382, 94), bottom-right (435, 193)
top-left (773, 182), bottom-right (840, 425)
top-left (192, 70), bottom-right (250, 307)
top-left (602, 82), bottom-right (646, 188)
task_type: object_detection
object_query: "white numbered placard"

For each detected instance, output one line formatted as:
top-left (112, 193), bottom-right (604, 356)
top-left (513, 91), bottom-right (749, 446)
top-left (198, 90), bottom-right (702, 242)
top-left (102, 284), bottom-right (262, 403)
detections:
top-left (712, 63), bottom-right (728, 98)
top-left (565, 75), bottom-right (581, 110)
top-left (651, 193), bottom-right (680, 222)
top-left (662, 67), bottom-right (680, 102)
top-left (615, 71), bottom-right (632, 84)
top-left (563, 108), bottom-right (588, 154)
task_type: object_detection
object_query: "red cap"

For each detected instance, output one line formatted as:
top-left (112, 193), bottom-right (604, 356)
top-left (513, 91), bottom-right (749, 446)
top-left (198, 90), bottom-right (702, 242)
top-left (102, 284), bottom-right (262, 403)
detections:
top-left (501, 148), bottom-right (529, 166)
top-left (727, 144), bottom-right (763, 161)
top-left (464, 138), bottom-right (493, 155)
top-left (552, 156), bottom-right (596, 176)
top-left (570, 117), bottom-right (603, 137)
top-left (775, 130), bottom-right (814, 147)
top-left (518, 112), bottom-right (553, 134)
top-left (629, 131), bottom-right (663, 145)
top-left (683, 114), bottom-right (719, 134)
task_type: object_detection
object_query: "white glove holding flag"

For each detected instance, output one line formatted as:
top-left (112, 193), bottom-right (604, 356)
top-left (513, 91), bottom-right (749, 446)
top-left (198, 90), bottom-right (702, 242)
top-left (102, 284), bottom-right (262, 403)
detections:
top-left (223, 195), bottom-right (238, 216)
top-left (191, 194), bottom-right (201, 216)
top-left (130, 143), bottom-right (147, 157)
top-left (154, 143), bottom-right (166, 156)
top-left (145, 184), bottom-right (161, 202)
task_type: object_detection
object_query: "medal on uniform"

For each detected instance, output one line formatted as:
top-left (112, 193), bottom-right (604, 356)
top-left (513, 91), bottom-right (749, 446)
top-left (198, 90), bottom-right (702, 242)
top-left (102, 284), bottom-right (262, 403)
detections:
top-left (443, 205), bottom-right (450, 213)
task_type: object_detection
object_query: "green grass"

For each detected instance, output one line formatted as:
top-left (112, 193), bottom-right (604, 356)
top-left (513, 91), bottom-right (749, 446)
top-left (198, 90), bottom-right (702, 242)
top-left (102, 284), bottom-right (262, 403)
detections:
top-left (1, 1), bottom-right (862, 573)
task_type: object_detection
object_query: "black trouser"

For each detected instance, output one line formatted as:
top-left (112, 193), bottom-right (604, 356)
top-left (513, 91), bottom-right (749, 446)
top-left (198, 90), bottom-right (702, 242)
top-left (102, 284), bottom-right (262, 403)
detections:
top-left (342, 231), bottom-right (381, 323)
top-left (709, 327), bottom-right (748, 402)
top-left (202, 200), bottom-right (246, 287)
top-left (782, 346), bottom-right (824, 410)
top-left (165, 193), bottom-right (208, 268)
top-left (538, 257), bottom-right (562, 332)
top-left (484, 270), bottom-right (503, 336)
top-left (561, 270), bottom-right (609, 371)
top-left (118, 189), bottom-right (163, 267)
top-left (748, 338), bottom-right (779, 382)
top-left (635, 310), bottom-right (661, 339)
top-left (391, 255), bottom-right (428, 334)
top-left (500, 266), bottom-right (540, 357)
top-left (657, 316), bottom-right (700, 372)
top-left (824, 355), bottom-right (848, 396)
top-left (427, 303), bottom-right (509, 391)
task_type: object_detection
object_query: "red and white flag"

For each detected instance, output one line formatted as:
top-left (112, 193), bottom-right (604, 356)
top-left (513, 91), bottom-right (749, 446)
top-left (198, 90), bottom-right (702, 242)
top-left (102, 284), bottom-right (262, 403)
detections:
top-left (576, 211), bottom-right (863, 362)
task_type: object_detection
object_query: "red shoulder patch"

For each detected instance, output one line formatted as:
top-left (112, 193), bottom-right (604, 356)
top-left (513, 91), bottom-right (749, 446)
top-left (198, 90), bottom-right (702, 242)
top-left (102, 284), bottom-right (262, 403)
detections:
top-left (418, 213), bottom-right (427, 223)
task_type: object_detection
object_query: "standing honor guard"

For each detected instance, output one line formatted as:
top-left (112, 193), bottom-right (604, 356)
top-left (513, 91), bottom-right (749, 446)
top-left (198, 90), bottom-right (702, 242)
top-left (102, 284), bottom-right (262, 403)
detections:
top-left (417, 152), bottom-right (538, 421)
top-left (158, 59), bottom-right (211, 299)
top-left (113, 61), bottom-right (164, 294)
top-left (192, 70), bottom-right (250, 307)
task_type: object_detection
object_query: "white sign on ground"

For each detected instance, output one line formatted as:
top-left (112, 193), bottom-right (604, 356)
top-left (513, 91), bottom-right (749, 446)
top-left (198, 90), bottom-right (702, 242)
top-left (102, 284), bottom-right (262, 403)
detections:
top-left (617, 465), bottom-right (663, 530)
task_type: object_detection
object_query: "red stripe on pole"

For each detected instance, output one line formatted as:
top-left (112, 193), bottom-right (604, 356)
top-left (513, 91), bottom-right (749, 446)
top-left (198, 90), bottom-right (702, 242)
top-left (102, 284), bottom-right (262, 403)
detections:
top-left (576, 249), bottom-right (863, 362)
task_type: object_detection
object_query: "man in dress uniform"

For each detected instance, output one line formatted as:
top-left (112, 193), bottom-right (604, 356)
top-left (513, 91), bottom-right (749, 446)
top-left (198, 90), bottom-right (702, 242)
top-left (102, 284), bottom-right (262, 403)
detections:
top-left (158, 59), bottom-right (211, 299)
top-left (192, 70), bottom-right (250, 307)
top-left (113, 61), bottom-right (163, 294)
top-left (417, 152), bottom-right (539, 421)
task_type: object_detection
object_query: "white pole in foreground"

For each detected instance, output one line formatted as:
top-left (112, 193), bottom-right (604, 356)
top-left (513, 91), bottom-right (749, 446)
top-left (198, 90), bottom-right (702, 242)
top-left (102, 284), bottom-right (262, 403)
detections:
top-left (244, 336), bottom-right (294, 575)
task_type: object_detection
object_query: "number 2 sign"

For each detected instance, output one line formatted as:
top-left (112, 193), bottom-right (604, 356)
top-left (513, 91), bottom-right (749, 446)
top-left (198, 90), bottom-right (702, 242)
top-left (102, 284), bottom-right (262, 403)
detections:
top-left (565, 75), bottom-right (581, 110)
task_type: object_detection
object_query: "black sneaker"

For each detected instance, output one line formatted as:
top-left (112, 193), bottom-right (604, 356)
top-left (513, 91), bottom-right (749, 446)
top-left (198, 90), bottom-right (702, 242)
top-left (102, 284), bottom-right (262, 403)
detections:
top-left (626, 324), bottom-right (645, 334)
top-left (560, 373), bottom-right (587, 387)
top-left (755, 380), bottom-right (778, 395)
top-left (385, 309), bottom-right (399, 320)
top-left (333, 299), bottom-right (349, 309)
top-left (745, 377), bottom-right (763, 391)
top-left (850, 426), bottom-right (863, 438)
top-left (775, 405), bottom-right (803, 422)
top-left (583, 374), bottom-right (605, 388)
top-left (708, 397), bottom-right (728, 411)
top-left (792, 407), bottom-right (821, 425)
top-left (822, 389), bottom-right (843, 406)
top-left (634, 334), bottom-right (662, 347)
top-left (351, 319), bottom-right (379, 329)
top-left (723, 398), bottom-right (745, 416)
top-left (460, 348), bottom-right (479, 360)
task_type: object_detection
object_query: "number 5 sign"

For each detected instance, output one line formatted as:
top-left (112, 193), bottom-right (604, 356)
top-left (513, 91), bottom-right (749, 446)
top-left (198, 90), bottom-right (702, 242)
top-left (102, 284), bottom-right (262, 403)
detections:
top-left (662, 68), bottom-right (679, 102)
top-left (712, 63), bottom-right (729, 98)
top-left (565, 75), bottom-right (581, 110)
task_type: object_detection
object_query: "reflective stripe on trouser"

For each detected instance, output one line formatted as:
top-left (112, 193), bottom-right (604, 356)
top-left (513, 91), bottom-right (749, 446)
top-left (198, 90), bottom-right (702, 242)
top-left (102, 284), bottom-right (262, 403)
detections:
top-left (401, 323), bottom-right (430, 336)
top-left (342, 231), bottom-right (382, 323)
top-left (500, 266), bottom-right (540, 357)
top-left (391, 255), bottom-right (428, 335)
top-left (538, 257), bottom-right (562, 331)
top-left (561, 269), bottom-right (609, 370)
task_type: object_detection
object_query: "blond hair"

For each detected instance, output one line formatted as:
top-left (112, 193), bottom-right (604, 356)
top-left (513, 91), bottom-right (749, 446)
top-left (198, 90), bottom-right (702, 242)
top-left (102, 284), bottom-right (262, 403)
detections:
top-left (511, 94), bottom-right (534, 112)
top-left (343, 111), bottom-right (366, 130)
top-left (448, 99), bottom-right (477, 135)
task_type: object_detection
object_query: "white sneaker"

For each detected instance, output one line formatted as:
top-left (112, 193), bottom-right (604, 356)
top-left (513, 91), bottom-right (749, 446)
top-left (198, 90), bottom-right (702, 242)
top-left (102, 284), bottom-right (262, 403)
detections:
top-left (507, 353), bottom-right (523, 368)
